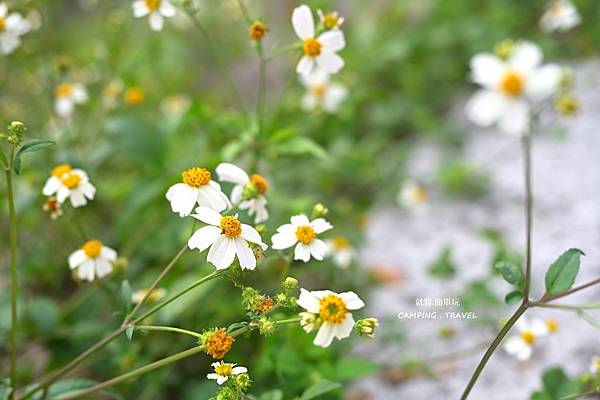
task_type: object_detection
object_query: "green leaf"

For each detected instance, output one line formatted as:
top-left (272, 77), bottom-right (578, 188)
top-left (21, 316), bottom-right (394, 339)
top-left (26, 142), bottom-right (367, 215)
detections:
top-left (545, 249), bottom-right (585, 296)
top-left (16, 139), bottom-right (56, 156)
top-left (528, 367), bottom-right (580, 400)
top-left (494, 261), bottom-right (524, 288)
top-left (298, 379), bottom-right (341, 400)
top-left (275, 137), bottom-right (327, 160)
top-left (0, 379), bottom-right (12, 400)
top-left (504, 290), bottom-right (523, 305)
top-left (121, 280), bottom-right (132, 314)
top-left (125, 326), bottom-right (134, 342)
top-left (427, 246), bottom-right (456, 279)
top-left (12, 156), bottom-right (21, 175)
top-left (260, 390), bottom-right (284, 400)
top-left (0, 149), bottom-right (7, 168)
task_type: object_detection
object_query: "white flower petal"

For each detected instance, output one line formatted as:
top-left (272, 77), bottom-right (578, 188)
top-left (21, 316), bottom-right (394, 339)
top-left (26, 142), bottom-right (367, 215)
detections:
top-left (132, 1), bottom-right (149, 17)
top-left (160, 0), bottom-right (176, 17)
top-left (334, 312), bottom-right (355, 339)
top-left (318, 30), bottom-right (345, 52)
top-left (216, 376), bottom-right (228, 385)
top-left (191, 206), bottom-right (222, 226)
top-left (207, 235), bottom-right (236, 270)
top-left (297, 288), bottom-right (320, 313)
top-left (56, 186), bottom-right (70, 203)
top-left (465, 89), bottom-right (507, 127)
top-left (308, 238), bottom-right (327, 261)
top-left (149, 12), bottom-right (164, 31)
top-left (232, 366), bottom-right (247, 374)
top-left (313, 322), bottom-right (336, 347)
top-left (294, 243), bottom-right (311, 262)
top-left (296, 56), bottom-right (315, 75)
top-left (339, 291), bottom-right (365, 310)
top-left (188, 225), bottom-right (222, 252)
top-left (216, 163), bottom-right (249, 185)
top-left (311, 218), bottom-right (332, 234)
top-left (241, 224), bottom-right (267, 250)
top-left (166, 183), bottom-right (197, 217)
top-left (509, 41), bottom-right (542, 72)
top-left (271, 231), bottom-right (297, 250)
top-left (55, 98), bottom-right (74, 117)
top-left (68, 249), bottom-right (87, 269)
top-left (504, 336), bottom-right (526, 355)
top-left (292, 5), bottom-right (314, 40)
top-left (525, 64), bottom-right (561, 101)
top-left (234, 236), bottom-right (256, 270)
top-left (291, 214), bottom-right (311, 227)
top-left (69, 189), bottom-right (87, 208)
top-left (498, 99), bottom-right (529, 136)
top-left (101, 246), bottom-right (118, 261)
top-left (42, 177), bottom-right (61, 196)
top-left (95, 257), bottom-right (113, 278)
top-left (316, 52), bottom-right (344, 75)
top-left (470, 53), bottom-right (504, 89)
top-left (78, 259), bottom-right (96, 281)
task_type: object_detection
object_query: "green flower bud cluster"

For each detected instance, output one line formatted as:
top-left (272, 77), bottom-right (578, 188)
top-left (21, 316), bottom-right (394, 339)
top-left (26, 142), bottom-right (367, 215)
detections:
top-left (355, 318), bottom-right (379, 339)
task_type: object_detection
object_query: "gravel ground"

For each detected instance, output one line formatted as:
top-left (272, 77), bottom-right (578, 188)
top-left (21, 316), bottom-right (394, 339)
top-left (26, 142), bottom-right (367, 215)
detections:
top-left (350, 61), bottom-right (600, 400)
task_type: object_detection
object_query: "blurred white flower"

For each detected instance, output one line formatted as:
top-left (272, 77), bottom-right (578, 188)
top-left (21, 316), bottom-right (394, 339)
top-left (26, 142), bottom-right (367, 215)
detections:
top-left (271, 214), bottom-right (332, 262)
top-left (207, 361), bottom-right (247, 385)
top-left (503, 317), bottom-right (549, 360)
top-left (55, 83), bottom-right (88, 117)
top-left (188, 207), bottom-right (268, 270)
top-left (69, 240), bottom-right (117, 282)
top-left (590, 356), bottom-right (600, 374)
top-left (102, 78), bottom-right (124, 109)
top-left (161, 94), bottom-right (191, 117)
top-left (132, 288), bottom-right (166, 304)
top-left (0, 2), bottom-right (31, 55)
top-left (317, 9), bottom-right (344, 31)
top-left (465, 40), bottom-right (562, 136)
top-left (166, 167), bottom-right (231, 216)
top-left (25, 9), bottom-right (43, 31)
top-left (300, 68), bottom-right (348, 113)
top-left (540, 0), bottom-right (581, 33)
top-left (42, 196), bottom-right (63, 220)
top-left (292, 4), bottom-right (345, 75)
top-left (297, 288), bottom-right (364, 347)
top-left (216, 163), bottom-right (269, 224)
top-left (299, 311), bottom-right (317, 332)
top-left (132, 0), bottom-right (175, 32)
top-left (43, 164), bottom-right (96, 208)
top-left (397, 180), bottom-right (428, 211)
top-left (325, 236), bottom-right (354, 268)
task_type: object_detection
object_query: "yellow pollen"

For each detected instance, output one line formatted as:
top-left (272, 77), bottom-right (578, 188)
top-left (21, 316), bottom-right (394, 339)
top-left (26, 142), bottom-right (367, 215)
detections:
top-left (0, 16), bottom-right (5, 32)
top-left (205, 328), bottom-right (234, 359)
top-left (332, 236), bottom-right (350, 249)
top-left (181, 167), bottom-right (211, 187)
top-left (82, 240), bottom-right (103, 258)
top-left (214, 361), bottom-right (233, 377)
top-left (304, 38), bottom-right (322, 57)
top-left (249, 21), bottom-right (268, 41)
top-left (61, 172), bottom-right (81, 189)
top-left (319, 294), bottom-right (347, 324)
top-left (51, 164), bottom-right (72, 178)
top-left (499, 70), bottom-right (524, 97)
top-left (250, 174), bottom-right (268, 194)
top-left (56, 83), bottom-right (74, 98)
top-left (311, 83), bottom-right (327, 97)
top-left (545, 319), bottom-right (559, 333)
top-left (296, 225), bottom-right (316, 244)
top-left (144, 0), bottom-right (161, 12)
top-left (521, 330), bottom-right (536, 345)
top-left (124, 87), bottom-right (145, 105)
top-left (220, 216), bottom-right (242, 238)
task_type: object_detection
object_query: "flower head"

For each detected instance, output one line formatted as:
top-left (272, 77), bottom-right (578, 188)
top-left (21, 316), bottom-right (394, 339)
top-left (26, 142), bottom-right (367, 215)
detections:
top-left (590, 356), bottom-right (600, 374)
top-left (297, 288), bottom-right (364, 347)
top-left (68, 240), bottom-right (117, 282)
top-left (397, 180), bottom-right (428, 211)
top-left (55, 83), bottom-right (88, 117)
top-left (0, 2), bottom-right (31, 55)
top-left (188, 207), bottom-right (268, 270)
top-left (207, 361), bottom-right (247, 385)
top-left (271, 214), bottom-right (332, 262)
top-left (200, 328), bottom-right (235, 359)
top-left (216, 163), bottom-right (269, 223)
top-left (355, 318), bottom-right (379, 339)
top-left (292, 5), bottom-right (345, 75)
top-left (540, 0), bottom-right (581, 33)
top-left (465, 40), bottom-right (562, 136)
top-left (124, 86), bottom-right (145, 105)
top-left (249, 21), bottom-right (267, 41)
top-left (42, 164), bottom-right (96, 208)
top-left (131, 288), bottom-right (166, 304)
top-left (132, 0), bottom-right (176, 31)
top-left (325, 236), bottom-right (354, 269)
top-left (166, 167), bottom-right (231, 216)
top-left (300, 68), bottom-right (348, 113)
top-left (317, 9), bottom-right (344, 30)
top-left (503, 317), bottom-right (550, 360)
top-left (42, 196), bottom-right (63, 220)
top-left (554, 91), bottom-right (580, 117)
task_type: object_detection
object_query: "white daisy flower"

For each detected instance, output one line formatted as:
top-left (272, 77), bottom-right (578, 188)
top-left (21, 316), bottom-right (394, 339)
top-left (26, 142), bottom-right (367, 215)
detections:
top-left (397, 180), bottom-right (428, 211)
top-left (540, 0), bottom-right (581, 33)
top-left (166, 167), bottom-right (231, 217)
top-left (216, 163), bottom-right (269, 224)
top-left (589, 356), bottom-right (600, 374)
top-left (131, 288), bottom-right (166, 304)
top-left (292, 4), bottom-right (345, 76)
top-left (0, 2), bottom-right (31, 55)
top-left (55, 83), bottom-right (88, 117)
top-left (503, 317), bottom-right (549, 361)
top-left (465, 40), bottom-right (562, 136)
top-left (300, 68), bottom-right (348, 113)
top-left (325, 236), bottom-right (354, 269)
top-left (68, 240), bottom-right (117, 282)
top-left (42, 164), bottom-right (96, 208)
top-left (271, 214), bottom-right (332, 262)
top-left (207, 361), bottom-right (247, 385)
top-left (297, 288), bottom-right (364, 347)
top-left (132, 0), bottom-right (175, 32)
top-left (188, 206), bottom-right (268, 270)
top-left (317, 9), bottom-right (344, 31)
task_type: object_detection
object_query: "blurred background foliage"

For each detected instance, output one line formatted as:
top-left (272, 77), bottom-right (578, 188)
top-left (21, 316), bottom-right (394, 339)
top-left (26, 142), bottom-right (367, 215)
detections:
top-left (0, 0), bottom-right (599, 398)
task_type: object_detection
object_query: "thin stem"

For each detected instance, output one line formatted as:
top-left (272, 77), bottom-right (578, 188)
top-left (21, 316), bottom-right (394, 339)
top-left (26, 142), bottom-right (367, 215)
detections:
top-left (6, 145), bottom-right (18, 399)
top-left (522, 132), bottom-right (533, 303)
top-left (122, 244), bottom-right (188, 327)
top-left (257, 42), bottom-right (267, 136)
top-left (539, 277), bottom-right (600, 302)
top-left (531, 302), bottom-right (600, 311)
top-left (274, 317), bottom-right (301, 325)
top-left (560, 388), bottom-right (600, 400)
top-left (459, 303), bottom-right (528, 400)
top-left (136, 325), bottom-right (203, 339)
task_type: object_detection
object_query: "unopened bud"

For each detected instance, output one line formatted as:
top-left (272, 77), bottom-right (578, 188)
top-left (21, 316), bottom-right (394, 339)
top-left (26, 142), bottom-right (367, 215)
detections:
top-left (249, 21), bottom-right (268, 42)
top-left (283, 276), bottom-right (298, 291)
top-left (312, 203), bottom-right (328, 218)
top-left (355, 318), bottom-right (379, 339)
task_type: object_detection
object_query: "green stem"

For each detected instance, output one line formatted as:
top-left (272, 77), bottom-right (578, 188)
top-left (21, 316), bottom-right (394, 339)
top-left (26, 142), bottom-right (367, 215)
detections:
top-left (6, 145), bottom-right (18, 399)
top-left (560, 388), bottom-right (600, 400)
top-left (522, 132), bottom-right (533, 303)
top-left (531, 302), bottom-right (600, 311)
top-left (539, 277), bottom-right (600, 302)
top-left (459, 303), bottom-right (528, 400)
top-left (136, 325), bottom-right (203, 339)
top-left (274, 317), bottom-right (301, 325)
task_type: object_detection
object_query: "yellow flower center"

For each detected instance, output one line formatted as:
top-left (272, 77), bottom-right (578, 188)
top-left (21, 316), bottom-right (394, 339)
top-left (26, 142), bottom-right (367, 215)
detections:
top-left (61, 172), bottom-right (81, 189)
top-left (250, 174), bottom-right (269, 194)
top-left (249, 21), bottom-right (268, 41)
top-left (296, 225), bottom-right (316, 244)
top-left (82, 240), bottom-right (103, 258)
top-left (125, 87), bottom-right (145, 105)
top-left (205, 328), bottom-right (234, 359)
top-left (554, 92), bottom-right (580, 116)
top-left (311, 83), bottom-right (327, 97)
top-left (214, 361), bottom-right (233, 377)
top-left (319, 294), bottom-right (347, 324)
top-left (304, 38), bottom-right (322, 57)
top-left (332, 236), bottom-right (350, 249)
top-left (0, 16), bottom-right (5, 32)
top-left (595, 360), bottom-right (600, 370)
top-left (181, 167), bottom-right (211, 187)
top-left (220, 216), bottom-right (242, 238)
top-left (499, 70), bottom-right (524, 97)
top-left (51, 163), bottom-right (72, 178)
top-left (56, 83), bottom-right (74, 98)
top-left (545, 319), bottom-right (559, 333)
top-left (145, 0), bottom-right (161, 12)
top-left (410, 185), bottom-right (428, 203)
top-left (322, 12), bottom-right (341, 30)
top-left (521, 330), bottom-right (536, 345)
top-left (494, 39), bottom-right (515, 59)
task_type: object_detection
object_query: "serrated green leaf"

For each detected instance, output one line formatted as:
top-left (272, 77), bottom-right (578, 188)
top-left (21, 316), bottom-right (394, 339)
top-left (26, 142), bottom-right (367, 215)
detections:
top-left (298, 379), bottom-right (341, 400)
top-left (504, 290), bottom-right (523, 305)
top-left (545, 249), bottom-right (585, 296)
top-left (494, 261), bottom-right (524, 288)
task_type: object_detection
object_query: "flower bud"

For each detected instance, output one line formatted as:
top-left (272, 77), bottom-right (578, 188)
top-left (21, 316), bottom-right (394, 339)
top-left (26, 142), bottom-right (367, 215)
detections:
top-left (258, 317), bottom-right (276, 336)
top-left (249, 21), bottom-right (268, 42)
top-left (113, 256), bottom-right (129, 271)
top-left (312, 203), bottom-right (328, 218)
top-left (554, 92), bottom-right (580, 117)
top-left (254, 224), bottom-right (267, 235)
top-left (355, 318), bottom-right (379, 339)
top-left (494, 39), bottom-right (515, 60)
top-left (198, 327), bottom-right (234, 359)
top-left (235, 373), bottom-right (252, 391)
top-left (299, 312), bottom-right (318, 333)
top-left (283, 276), bottom-right (298, 291)
top-left (241, 287), bottom-right (264, 312)
top-left (9, 121), bottom-right (26, 135)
